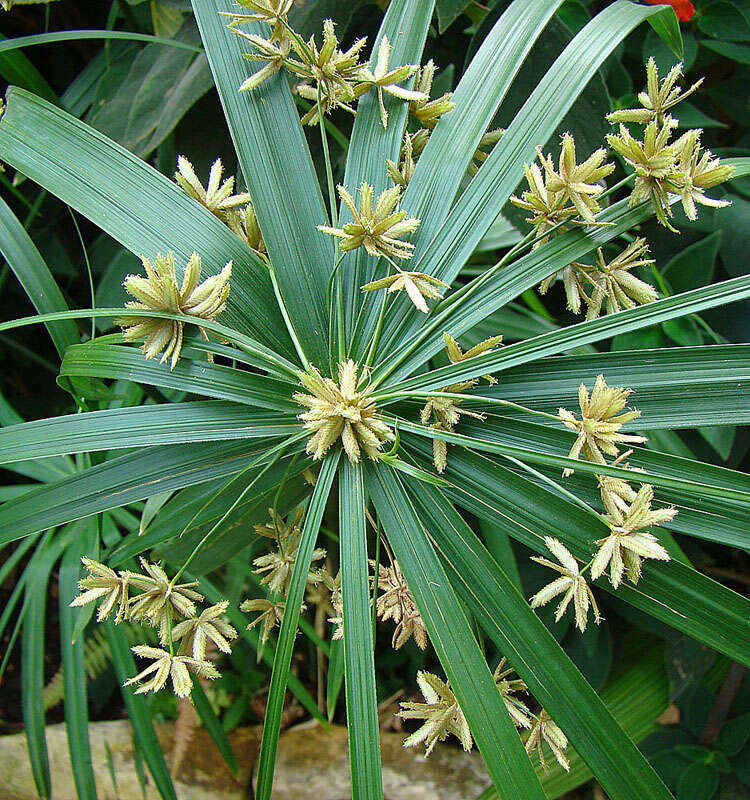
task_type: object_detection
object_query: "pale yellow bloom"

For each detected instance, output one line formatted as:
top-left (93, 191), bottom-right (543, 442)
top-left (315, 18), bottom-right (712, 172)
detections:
top-left (408, 60), bottom-right (455, 129)
top-left (224, 0), bottom-right (293, 44)
top-left (558, 375), bottom-right (647, 476)
top-left (241, 597), bottom-right (288, 645)
top-left (493, 658), bottom-right (533, 730)
top-left (372, 560), bottom-right (427, 650)
top-left (672, 129), bottom-right (734, 221)
top-left (172, 601), bottom-right (237, 661)
top-left (318, 183), bottom-right (420, 261)
top-left (398, 671), bottom-right (472, 756)
top-left (294, 360), bottom-right (392, 462)
top-left (116, 252), bottom-right (231, 370)
top-left (125, 646), bottom-right (218, 698)
top-left (530, 537), bottom-right (601, 632)
top-left (526, 709), bottom-right (569, 772)
top-left (70, 558), bottom-right (129, 623)
top-left (174, 156), bottom-right (251, 222)
top-left (362, 269), bottom-right (447, 313)
top-left (511, 161), bottom-right (580, 246)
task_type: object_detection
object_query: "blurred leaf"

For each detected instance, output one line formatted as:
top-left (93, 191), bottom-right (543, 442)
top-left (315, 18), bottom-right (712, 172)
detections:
top-left (716, 712), bottom-right (750, 757)
top-left (151, 0), bottom-right (184, 36)
top-left (557, 0), bottom-right (590, 33)
top-left (675, 101), bottom-right (728, 129)
top-left (697, 1), bottom-right (750, 42)
top-left (437, 0), bottom-right (470, 33)
top-left (676, 762), bottom-right (719, 800)
top-left (701, 38), bottom-right (750, 63)
top-left (663, 231), bottom-right (722, 293)
top-left (643, 27), bottom-right (696, 71)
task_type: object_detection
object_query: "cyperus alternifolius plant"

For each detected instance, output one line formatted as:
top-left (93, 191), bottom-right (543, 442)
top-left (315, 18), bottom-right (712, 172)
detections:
top-left (0, 3), bottom-right (747, 800)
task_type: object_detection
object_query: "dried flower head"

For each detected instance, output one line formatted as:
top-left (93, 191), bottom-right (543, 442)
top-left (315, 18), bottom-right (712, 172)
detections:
top-left (597, 450), bottom-right (640, 514)
top-left (372, 560), bottom-right (427, 650)
top-left (539, 263), bottom-right (594, 316)
top-left (225, 0), bottom-right (293, 44)
top-left (537, 134), bottom-right (614, 223)
top-left (511, 161), bottom-right (580, 246)
top-left (408, 60), bottom-right (455, 129)
top-left (493, 658), bottom-right (533, 730)
top-left (318, 183), bottom-right (420, 261)
top-left (241, 597), bottom-right (288, 645)
top-left (125, 645), bottom-right (218, 698)
top-left (125, 559), bottom-right (203, 642)
top-left (386, 129), bottom-right (429, 189)
top-left (530, 537), bottom-right (601, 632)
top-left (592, 484), bottom-right (675, 588)
top-left (443, 332), bottom-right (502, 384)
top-left (226, 203), bottom-right (266, 255)
top-left (327, 571), bottom-right (343, 640)
top-left (672, 129), bottom-right (734, 221)
top-left (398, 671), bottom-right (473, 756)
top-left (252, 509), bottom-right (326, 595)
top-left (172, 601), bottom-right (237, 661)
top-left (70, 558), bottom-right (129, 623)
top-left (174, 157), bottom-right (251, 223)
top-left (362, 269), bottom-right (448, 313)
top-left (294, 359), bottom-right (392, 463)
top-left (526, 709), bottom-right (570, 772)
top-left (607, 58), bottom-right (702, 126)
top-left (420, 383), bottom-right (484, 473)
top-left (558, 375), bottom-right (647, 477)
top-left (606, 119), bottom-right (679, 228)
top-left (356, 36), bottom-right (427, 128)
top-left (116, 252), bottom-right (231, 370)
top-left (578, 238), bottom-right (658, 320)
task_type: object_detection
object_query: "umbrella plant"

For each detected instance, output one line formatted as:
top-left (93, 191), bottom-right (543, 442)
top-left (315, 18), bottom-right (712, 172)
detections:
top-left (0, 1), bottom-right (748, 799)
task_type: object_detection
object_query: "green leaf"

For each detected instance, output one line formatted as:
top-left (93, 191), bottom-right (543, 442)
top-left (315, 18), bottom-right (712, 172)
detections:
top-left (647, 6), bottom-right (683, 59)
top-left (0, 33), bottom-right (56, 103)
top-left (59, 527), bottom-right (98, 800)
top-left (697, 1), bottom-right (750, 42)
top-left (327, 637), bottom-right (345, 722)
top-left (409, 482), bottom-right (674, 800)
top-left (473, 345), bottom-right (750, 429)
top-left (191, 680), bottom-right (239, 776)
top-left (0, 87), bottom-right (294, 360)
top-left (0, 400), bottom-right (300, 463)
top-left (436, 0), bottom-right (470, 33)
top-left (0, 439), bottom-right (280, 545)
top-left (60, 342), bottom-right (297, 409)
top-left (338, 460), bottom-right (382, 799)
top-left (191, 0), bottom-right (333, 368)
top-left (0, 30), bottom-right (204, 56)
top-left (663, 231), bottom-right (722, 294)
top-left (377, 0), bottom-right (673, 358)
top-left (367, 465), bottom-right (547, 800)
top-left (102, 620), bottom-right (177, 800)
top-left (0, 194), bottom-right (79, 359)
top-left (676, 762), bottom-right (719, 800)
top-left (410, 441), bottom-right (750, 665)
top-left (255, 452), bottom-right (340, 800)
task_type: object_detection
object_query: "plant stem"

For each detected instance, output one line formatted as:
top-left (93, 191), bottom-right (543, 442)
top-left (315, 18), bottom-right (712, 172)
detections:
top-left (68, 208), bottom-right (96, 342)
top-left (269, 265), bottom-right (310, 371)
top-left (317, 86), bottom-right (338, 229)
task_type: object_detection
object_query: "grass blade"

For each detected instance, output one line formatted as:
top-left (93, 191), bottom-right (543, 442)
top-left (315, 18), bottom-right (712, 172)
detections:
top-left (367, 465), bottom-right (547, 800)
top-left (339, 460), bottom-right (382, 799)
top-left (255, 452), bottom-right (340, 800)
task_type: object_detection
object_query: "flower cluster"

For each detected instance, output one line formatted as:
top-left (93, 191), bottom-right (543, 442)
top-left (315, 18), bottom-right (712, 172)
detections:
top-left (294, 359), bottom-right (392, 463)
top-left (399, 661), bottom-right (569, 771)
top-left (371, 559), bottom-right (427, 650)
top-left (71, 558), bottom-right (236, 697)
top-left (115, 251), bottom-right (231, 370)
top-left (228, 5), bottom-right (426, 129)
top-left (175, 156), bottom-right (266, 256)
top-left (531, 376), bottom-right (677, 631)
top-left (420, 333), bottom-right (501, 472)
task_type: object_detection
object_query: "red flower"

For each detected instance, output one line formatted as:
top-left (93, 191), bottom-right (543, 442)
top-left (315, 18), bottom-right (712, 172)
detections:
top-left (645, 0), bottom-right (696, 22)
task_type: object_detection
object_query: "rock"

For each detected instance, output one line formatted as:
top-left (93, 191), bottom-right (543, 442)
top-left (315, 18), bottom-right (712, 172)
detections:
top-left (0, 719), bottom-right (490, 799)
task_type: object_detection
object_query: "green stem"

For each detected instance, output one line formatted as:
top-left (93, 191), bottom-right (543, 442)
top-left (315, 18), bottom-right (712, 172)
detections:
top-left (375, 391), bottom-right (558, 423)
top-left (363, 289), bottom-right (388, 369)
top-left (170, 434), bottom-right (305, 585)
top-left (269, 266), bottom-right (311, 371)
top-left (68, 208), bottom-right (96, 342)
top-left (317, 86), bottom-right (338, 229)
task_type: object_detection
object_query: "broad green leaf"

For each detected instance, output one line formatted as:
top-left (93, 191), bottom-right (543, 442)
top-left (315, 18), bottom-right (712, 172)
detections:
top-left (255, 453), bottom-right (340, 800)
top-left (409, 482), bottom-right (673, 800)
top-left (0, 195), bottom-right (79, 359)
top-left (408, 440), bottom-right (750, 666)
top-left (473, 345), bottom-right (750, 429)
top-left (339, 460), bottom-right (382, 800)
top-left (0, 400), bottom-right (300, 463)
top-left (367, 465), bottom-right (547, 800)
top-left (662, 232), bottom-right (722, 294)
top-left (0, 87), bottom-right (294, 360)
top-left (647, 6), bottom-right (683, 58)
top-left (0, 439), bottom-right (281, 545)
top-left (191, 0), bottom-right (333, 368)
top-left (59, 528), bottom-right (98, 800)
top-left (60, 342), bottom-right (297, 409)
top-left (102, 621), bottom-right (177, 800)
top-left (376, 0), bottom-right (675, 358)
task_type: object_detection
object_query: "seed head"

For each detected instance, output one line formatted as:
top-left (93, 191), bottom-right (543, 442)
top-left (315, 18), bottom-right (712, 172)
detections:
top-left (467, 128), bottom-right (504, 177)
top-left (71, 558), bottom-right (129, 623)
top-left (398, 671), bottom-right (473, 756)
top-left (408, 60), bottom-right (455, 129)
top-left (558, 375), bottom-right (647, 477)
top-left (174, 156), bottom-right (251, 222)
top-left (607, 58), bottom-right (703, 127)
top-left (294, 360), bottom-right (392, 463)
top-left (386, 129), bottom-right (429, 189)
top-left (362, 269), bottom-right (447, 313)
top-left (493, 658), bottom-right (533, 730)
top-left (225, 0), bottom-right (293, 44)
top-left (116, 252), bottom-right (231, 370)
top-left (672, 129), bottom-right (734, 221)
top-left (592, 484), bottom-right (675, 588)
top-left (526, 709), bottom-right (570, 772)
top-left (241, 597), bottom-right (289, 645)
top-left (125, 646), bottom-right (218, 698)
top-left (530, 537), bottom-right (601, 632)
top-left (511, 161), bottom-right (580, 246)
top-left (318, 183), bottom-right (420, 261)
top-left (372, 560), bottom-right (427, 650)
top-left (356, 36), bottom-right (427, 128)
top-left (172, 601), bottom-right (237, 661)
